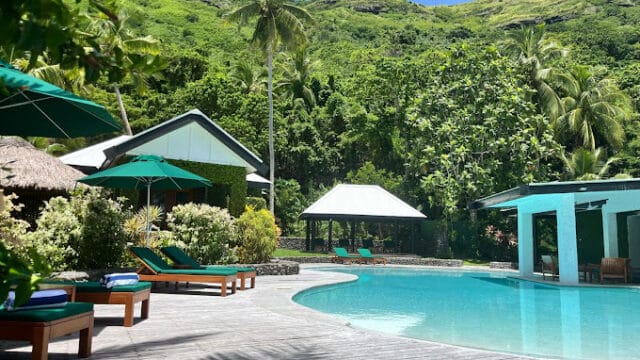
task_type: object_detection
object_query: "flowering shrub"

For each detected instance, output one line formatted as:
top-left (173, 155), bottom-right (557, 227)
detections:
top-left (167, 203), bottom-right (237, 264)
top-left (27, 189), bottom-right (127, 270)
top-left (235, 206), bottom-right (279, 263)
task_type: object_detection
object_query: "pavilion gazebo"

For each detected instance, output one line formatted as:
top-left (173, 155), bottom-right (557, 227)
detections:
top-left (299, 184), bottom-right (426, 253)
top-left (470, 178), bottom-right (640, 285)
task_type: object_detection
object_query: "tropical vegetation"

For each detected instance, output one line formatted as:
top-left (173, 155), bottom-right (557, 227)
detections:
top-left (2, 0), bottom-right (640, 275)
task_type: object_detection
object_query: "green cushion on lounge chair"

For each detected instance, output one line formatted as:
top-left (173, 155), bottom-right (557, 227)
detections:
top-left (75, 281), bottom-right (152, 293)
top-left (0, 302), bottom-right (93, 322)
top-left (159, 268), bottom-right (238, 276)
top-left (334, 247), bottom-right (358, 258)
top-left (130, 246), bottom-right (172, 272)
top-left (357, 248), bottom-right (383, 258)
top-left (161, 246), bottom-right (255, 273)
top-left (43, 280), bottom-right (152, 293)
top-left (161, 246), bottom-right (200, 268)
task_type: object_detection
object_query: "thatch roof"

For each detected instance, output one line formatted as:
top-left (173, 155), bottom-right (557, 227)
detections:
top-left (0, 137), bottom-right (85, 192)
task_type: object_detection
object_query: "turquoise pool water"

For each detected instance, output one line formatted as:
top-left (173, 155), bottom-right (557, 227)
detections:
top-left (294, 267), bottom-right (640, 359)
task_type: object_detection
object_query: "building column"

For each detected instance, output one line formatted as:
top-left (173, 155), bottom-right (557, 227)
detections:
top-left (557, 195), bottom-right (579, 284)
top-left (518, 209), bottom-right (534, 277)
top-left (602, 210), bottom-right (619, 258)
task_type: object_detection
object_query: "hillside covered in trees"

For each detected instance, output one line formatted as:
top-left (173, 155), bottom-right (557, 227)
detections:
top-left (7, 0), bottom-right (640, 259)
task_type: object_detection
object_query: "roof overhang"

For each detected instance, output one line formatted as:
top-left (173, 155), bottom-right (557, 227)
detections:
top-left (470, 178), bottom-right (640, 211)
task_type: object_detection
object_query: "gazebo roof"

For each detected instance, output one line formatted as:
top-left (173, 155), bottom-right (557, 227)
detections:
top-left (300, 184), bottom-right (426, 221)
top-left (0, 137), bottom-right (86, 192)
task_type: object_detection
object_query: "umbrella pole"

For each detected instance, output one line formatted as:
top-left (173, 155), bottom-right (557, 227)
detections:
top-left (146, 184), bottom-right (151, 246)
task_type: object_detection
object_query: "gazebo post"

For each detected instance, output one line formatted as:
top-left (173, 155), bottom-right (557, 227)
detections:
top-left (328, 219), bottom-right (333, 252)
top-left (350, 221), bottom-right (356, 253)
top-left (305, 219), bottom-right (311, 251)
top-left (394, 222), bottom-right (400, 253)
top-left (411, 221), bottom-right (416, 254)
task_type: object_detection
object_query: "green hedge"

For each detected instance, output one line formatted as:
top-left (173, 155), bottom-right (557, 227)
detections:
top-left (169, 160), bottom-right (246, 217)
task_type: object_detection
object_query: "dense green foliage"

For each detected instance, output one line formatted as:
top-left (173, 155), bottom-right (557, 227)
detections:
top-left (4, 0), bottom-right (640, 261)
top-left (26, 189), bottom-right (128, 271)
top-left (169, 160), bottom-right (247, 217)
top-left (235, 206), bottom-right (280, 263)
top-left (166, 203), bottom-right (238, 264)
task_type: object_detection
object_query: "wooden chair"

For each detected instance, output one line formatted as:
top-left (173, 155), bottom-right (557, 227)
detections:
top-left (357, 248), bottom-right (387, 265)
top-left (129, 247), bottom-right (237, 297)
top-left (332, 247), bottom-right (360, 265)
top-left (541, 255), bottom-right (559, 280)
top-left (600, 257), bottom-right (631, 284)
top-left (161, 246), bottom-right (256, 290)
top-left (0, 302), bottom-right (94, 360)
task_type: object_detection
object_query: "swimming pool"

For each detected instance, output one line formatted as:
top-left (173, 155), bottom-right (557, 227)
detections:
top-left (293, 267), bottom-right (640, 359)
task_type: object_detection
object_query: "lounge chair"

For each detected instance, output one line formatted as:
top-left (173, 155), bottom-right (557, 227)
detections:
top-left (541, 255), bottom-right (559, 280)
top-left (600, 257), bottom-right (631, 284)
top-left (0, 302), bottom-right (94, 360)
top-left (161, 246), bottom-right (256, 290)
top-left (44, 281), bottom-right (151, 327)
top-left (357, 248), bottom-right (387, 265)
top-left (129, 246), bottom-right (237, 297)
top-left (332, 247), bottom-right (360, 265)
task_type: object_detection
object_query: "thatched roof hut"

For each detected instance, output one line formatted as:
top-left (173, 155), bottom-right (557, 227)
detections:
top-left (0, 137), bottom-right (84, 193)
top-left (0, 137), bottom-right (86, 226)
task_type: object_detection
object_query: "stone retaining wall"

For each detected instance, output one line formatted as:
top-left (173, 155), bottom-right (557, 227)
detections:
top-left (250, 260), bottom-right (300, 275)
top-left (279, 237), bottom-right (306, 250)
top-left (489, 262), bottom-right (518, 270)
top-left (276, 256), bottom-right (463, 267)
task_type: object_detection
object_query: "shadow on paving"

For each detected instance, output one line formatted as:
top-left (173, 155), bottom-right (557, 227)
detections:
top-left (202, 343), bottom-right (328, 360)
top-left (1, 333), bottom-right (218, 359)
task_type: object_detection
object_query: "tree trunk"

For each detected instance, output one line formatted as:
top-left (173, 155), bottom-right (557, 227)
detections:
top-left (114, 82), bottom-right (133, 136)
top-left (267, 49), bottom-right (275, 214)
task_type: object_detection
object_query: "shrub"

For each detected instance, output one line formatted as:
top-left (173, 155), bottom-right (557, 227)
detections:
top-left (26, 196), bottom-right (82, 271)
top-left (236, 207), bottom-right (279, 263)
top-left (76, 192), bottom-right (128, 269)
top-left (27, 189), bottom-right (128, 270)
top-left (167, 203), bottom-right (237, 264)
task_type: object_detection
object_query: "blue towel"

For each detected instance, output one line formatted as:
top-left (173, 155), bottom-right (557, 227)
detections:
top-left (3, 290), bottom-right (68, 311)
top-left (100, 272), bottom-right (139, 288)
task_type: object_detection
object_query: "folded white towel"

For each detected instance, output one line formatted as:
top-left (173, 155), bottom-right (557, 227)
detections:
top-left (100, 272), bottom-right (139, 288)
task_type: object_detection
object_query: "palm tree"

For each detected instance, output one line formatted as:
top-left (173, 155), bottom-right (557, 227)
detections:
top-left (87, 5), bottom-right (165, 135)
top-left (230, 60), bottom-right (266, 94)
top-left (277, 47), bottom-right (317, 111)
top-left (561, 147), bottom-right (618, 180)
top-left (504, 23), bottom-right (567, 121)
top-left (226, 0), bottom-right (312, 213)
top-left (557, 66), bottom-right (631, 151)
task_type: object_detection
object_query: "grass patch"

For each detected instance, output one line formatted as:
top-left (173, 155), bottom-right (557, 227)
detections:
top-left (273, 248), bottom-right (331, 257)
top-left (463, 259), bottom-right (490, 266)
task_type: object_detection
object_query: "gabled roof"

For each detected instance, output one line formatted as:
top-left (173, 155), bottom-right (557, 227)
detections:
top-left (60, 109), bottom-right (266, 175)
top-left (104, 109), bottom-right (266, 174)
top-left (300, 184), bottom-right (426, 221)
top-left (59, 135), bottom-right (131, 173)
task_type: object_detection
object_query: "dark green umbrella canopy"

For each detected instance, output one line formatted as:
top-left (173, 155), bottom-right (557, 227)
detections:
top-left (78, 155), bottom-right (212, 244)
top-left (0, 59), bottom-right (121, 138)
top-left (77, 155), bottom-right (212, 190)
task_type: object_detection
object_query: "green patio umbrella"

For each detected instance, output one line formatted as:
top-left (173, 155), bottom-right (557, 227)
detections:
top-left (0, 59), bottom-right (121, 138)
top-left (77, 155), bottom-right (212, 244)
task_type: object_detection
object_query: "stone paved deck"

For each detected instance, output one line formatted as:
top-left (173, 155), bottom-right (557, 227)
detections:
top-left (1, 266), bottom-right (538, 359)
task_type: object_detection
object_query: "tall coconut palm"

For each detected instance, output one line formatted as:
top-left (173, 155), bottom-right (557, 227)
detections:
top-left (87, 4), bottom-right (165, 135)
top-left (504, 23), bottom-right (567, 121)
top-left (226, 0), bottom-right (313, 213)
top-left (557, 66), bottom-right (631, 151)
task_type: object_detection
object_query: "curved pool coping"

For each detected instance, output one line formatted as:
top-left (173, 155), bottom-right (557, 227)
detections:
top-left (286, 264), bottom-right (543, 359)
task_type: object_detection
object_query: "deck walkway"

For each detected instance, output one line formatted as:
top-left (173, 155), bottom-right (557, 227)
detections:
top-left (1, 266), bottom-right (537, 359)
